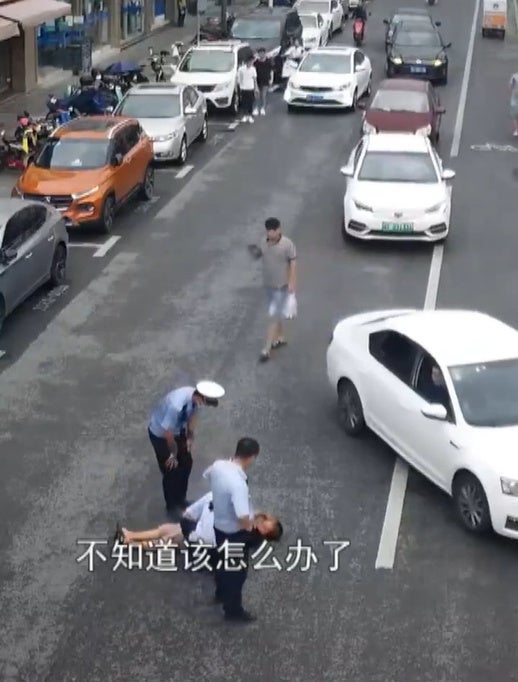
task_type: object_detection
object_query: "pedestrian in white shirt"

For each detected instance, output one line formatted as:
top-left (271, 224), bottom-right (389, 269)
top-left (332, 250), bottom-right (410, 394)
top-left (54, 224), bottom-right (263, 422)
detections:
top-left (237, 55), bottom-right (258, 123)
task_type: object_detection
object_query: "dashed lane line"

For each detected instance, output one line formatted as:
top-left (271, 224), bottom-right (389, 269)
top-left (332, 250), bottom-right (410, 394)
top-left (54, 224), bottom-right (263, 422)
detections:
top-left (175, 165), bottom-right (194, 179)
top-left (93, 235), bottom-right (121, 258)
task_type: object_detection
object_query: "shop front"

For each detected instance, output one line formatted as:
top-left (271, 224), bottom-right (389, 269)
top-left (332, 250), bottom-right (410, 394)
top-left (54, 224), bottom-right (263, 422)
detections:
top-left (120, 0), bottom-right (143, 41)
top-left (0, 17), bottom-right (19, 94)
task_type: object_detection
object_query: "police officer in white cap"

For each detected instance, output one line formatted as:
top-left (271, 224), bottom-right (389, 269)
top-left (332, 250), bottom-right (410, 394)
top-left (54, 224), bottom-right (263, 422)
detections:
top-left (148, 380), bottom-right (225, 517)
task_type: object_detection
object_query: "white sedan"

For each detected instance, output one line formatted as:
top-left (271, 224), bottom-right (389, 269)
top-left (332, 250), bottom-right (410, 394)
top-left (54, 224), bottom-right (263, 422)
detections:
top-left (284, 46), bottom-right (372, 111)
top-left (326, 308), bottom-right (518, 540)
top-left (299, 12), bottom-right (328, 49)
top-left (340, 132), bottom-right (454, 242)
top-left (296, 0), bottom-right (343, 38)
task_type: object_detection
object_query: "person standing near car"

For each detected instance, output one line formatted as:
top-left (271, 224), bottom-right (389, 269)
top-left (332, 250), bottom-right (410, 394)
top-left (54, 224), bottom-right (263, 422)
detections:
top-left (177, 0), bottom-right (186, 27)
top-left (510, 72), bottom-right (518, 136)
top-left (237, 54), bottom-right (258, 123)
top-left (148, 381), bottom-right (225, 517)
top-left (253, 48), bottom-right (273, 116)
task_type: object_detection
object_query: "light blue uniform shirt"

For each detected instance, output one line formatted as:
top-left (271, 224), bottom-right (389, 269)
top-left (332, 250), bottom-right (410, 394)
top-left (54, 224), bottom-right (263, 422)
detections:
top-left (203, 460), bottom-right (252, 534)
top-left (148, 386), bottom-right (198, 438)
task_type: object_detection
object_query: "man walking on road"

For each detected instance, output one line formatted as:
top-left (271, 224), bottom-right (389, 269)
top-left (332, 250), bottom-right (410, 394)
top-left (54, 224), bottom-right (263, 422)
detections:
top-left (253, 48), bottom-right (273, 116)
top-left (249, 217), bottom-right (297, 362)
top-left (238, 55), bottom-right (258, 123)
top-left (204, 437), bottom-right (260, 623)
top-left (148, 381), bottom-right (225, 517)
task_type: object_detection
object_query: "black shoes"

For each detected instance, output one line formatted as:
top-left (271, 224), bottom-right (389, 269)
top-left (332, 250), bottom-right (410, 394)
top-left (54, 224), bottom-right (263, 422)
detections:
top-left (224, 610), bottom-right (257, 623)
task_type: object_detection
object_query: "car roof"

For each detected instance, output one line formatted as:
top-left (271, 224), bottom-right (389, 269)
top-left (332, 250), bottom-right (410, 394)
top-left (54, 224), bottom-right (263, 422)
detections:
top-left (309, 45), bottom-right (354, 56)
top-left (394, 19), bottom-right (436, 32)
top-left (378, 78), bottom-right (429, 91)
top-left (364, 132), bottom-right (429, 153)
top-left (53, 116), bottom-right (133, 139)
top-left (190, 40), bottom-right (245, 50)
top-left (383, 310), bottom-right (518, 366)
top-left (128, 83), bottom-right (182, 95)
top-left (0, 198), bottom-right (34, 220)
top-left (246, 6), bottom-right (294, 16)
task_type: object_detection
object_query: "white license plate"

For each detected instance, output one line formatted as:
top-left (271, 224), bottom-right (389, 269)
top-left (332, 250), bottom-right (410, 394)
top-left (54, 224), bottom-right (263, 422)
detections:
top-left (306, 94), bottom-right (324, 101)
top-left (410, 66), bottom-right (427, 74)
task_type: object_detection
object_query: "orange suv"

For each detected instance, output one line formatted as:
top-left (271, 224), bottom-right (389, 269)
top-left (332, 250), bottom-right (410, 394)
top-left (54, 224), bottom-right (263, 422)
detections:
top-left (13, 116), bottom-right (154, 233)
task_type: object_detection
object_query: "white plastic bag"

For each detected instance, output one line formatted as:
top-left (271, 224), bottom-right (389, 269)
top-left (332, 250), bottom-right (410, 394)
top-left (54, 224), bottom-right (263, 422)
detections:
top-left (283, 293), bottom-right (297, 319)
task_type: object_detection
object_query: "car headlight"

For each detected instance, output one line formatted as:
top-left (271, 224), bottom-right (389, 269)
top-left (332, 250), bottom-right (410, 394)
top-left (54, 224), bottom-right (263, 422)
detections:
top-left (289, 79), bottom-right (300, 89)
top-left (391, 56), bottom-right (402, 65)
top-left (416, 124), bottom-right (432, 136)
top-left (433, 56), bottom-right (445, 67)
top-left (363, 121), bottom-right (376, 134)
top-left (353, 200), bottom-right (372, 212)
top-left (155, 132), bottom-right (179, 142)
top-left (501, 477), bottom-right (518, 496)
top-left (338, 82), bottom-right (351, 90)
top-left (214, 80), bottom-right (233, 92)
top-left (424, 201), bottom-right (445, 213)
top-left (72, 186), bottom-right (99, 201)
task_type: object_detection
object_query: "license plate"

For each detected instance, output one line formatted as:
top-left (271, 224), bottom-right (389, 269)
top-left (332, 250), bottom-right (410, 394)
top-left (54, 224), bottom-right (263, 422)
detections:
top-left (381, 222), bottom-right (414, 233)
top-left (306, 94), bottom-right (324, 101)
top-left (410, 66), bottom-right (426, 74)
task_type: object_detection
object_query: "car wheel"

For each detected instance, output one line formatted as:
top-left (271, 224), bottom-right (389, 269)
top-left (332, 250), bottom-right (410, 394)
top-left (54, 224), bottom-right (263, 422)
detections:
top-left (287, 104), bottom-right (296, 113)
top-left (386, 63), bottom-right (394, 77)
top-left (177, 136), bottom-right (187, 165)
top-left (328, 27), bottom-right (333, 41)
top-left (337, 379), bottom-right (366, 436)
top-left (100, 195), bottom-right (115, 234)
top-left (0, 296), bottom-right (5, 334)
top-left (453, 472), bottom-right (492, 534)
top-left (364, 77), bottom-right (372, 97)
top-left (49, 244), bottom-right (67, 287)
top-left (198, 116), bottom-right (208, 142)
top-left (350, 88), bottom-right (358, 111)
top-left (230, 90), bottom-right (239, 115)
top-left (139, 165), bottom-right (154, 201)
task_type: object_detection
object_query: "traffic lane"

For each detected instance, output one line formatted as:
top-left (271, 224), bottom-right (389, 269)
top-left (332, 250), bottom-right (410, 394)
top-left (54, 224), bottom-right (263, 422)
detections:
top-left (1, 99), bottom-right (431, 681)
top-left (0, 126), bottom-right (236, 366)
top-left (376, 470), bottom-right (518, 682)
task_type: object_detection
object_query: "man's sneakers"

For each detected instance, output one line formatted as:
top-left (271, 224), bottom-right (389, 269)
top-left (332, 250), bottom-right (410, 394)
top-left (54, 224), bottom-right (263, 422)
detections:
top-left (253, 107), bottom-right (259, 116)
top-left (224, 610), bottom-right (257, 623)
top-left (260, 107), bottom-right (266, 116)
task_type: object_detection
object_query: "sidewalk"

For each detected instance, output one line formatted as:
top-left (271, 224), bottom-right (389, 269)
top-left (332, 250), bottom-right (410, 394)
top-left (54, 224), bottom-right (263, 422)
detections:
top-left (0, 0), bottom-right (257, 132)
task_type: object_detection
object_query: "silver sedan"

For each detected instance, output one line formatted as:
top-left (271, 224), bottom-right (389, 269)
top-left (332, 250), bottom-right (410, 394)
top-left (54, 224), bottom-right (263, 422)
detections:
top-left (113, 83), bottom-right (208, 164)
top-left (0, 198), bottom-right (69, 332)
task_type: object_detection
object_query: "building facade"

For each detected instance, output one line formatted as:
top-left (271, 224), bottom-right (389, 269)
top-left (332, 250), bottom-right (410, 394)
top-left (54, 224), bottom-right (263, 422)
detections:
top-left (0, 0), bottom-right (176, 96)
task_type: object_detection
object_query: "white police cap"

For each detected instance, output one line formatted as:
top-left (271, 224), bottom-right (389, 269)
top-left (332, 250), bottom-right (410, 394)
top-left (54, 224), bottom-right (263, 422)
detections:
top-left (195, 381), bottom-right (225, 400)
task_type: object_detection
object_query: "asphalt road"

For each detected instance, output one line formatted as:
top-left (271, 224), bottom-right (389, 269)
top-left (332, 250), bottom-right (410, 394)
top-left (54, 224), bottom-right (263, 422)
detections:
top-left (1, 0), bottom-right (517, 680)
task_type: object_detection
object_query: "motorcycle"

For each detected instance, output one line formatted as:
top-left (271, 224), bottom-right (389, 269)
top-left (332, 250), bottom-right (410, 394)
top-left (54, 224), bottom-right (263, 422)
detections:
top-left (353, 17), bottom-right (365, 46)
top-left (0, 128), bottom-right (36, 171)
top-left (148, 48), bottom-right (180, 82)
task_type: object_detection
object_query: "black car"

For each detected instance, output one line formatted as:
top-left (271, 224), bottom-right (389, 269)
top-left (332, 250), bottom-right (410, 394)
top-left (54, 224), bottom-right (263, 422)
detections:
top-left (383, 8), bottom-right (440, 48)
top-left (386, 24), bottom-right (450, 84)
top-left (229, 6), bottom-right (303, 82)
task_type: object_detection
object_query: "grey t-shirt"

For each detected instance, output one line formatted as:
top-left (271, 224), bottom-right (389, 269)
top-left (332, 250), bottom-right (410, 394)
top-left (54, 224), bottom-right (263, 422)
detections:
top-left (260, 235), bottom-right (297, 289)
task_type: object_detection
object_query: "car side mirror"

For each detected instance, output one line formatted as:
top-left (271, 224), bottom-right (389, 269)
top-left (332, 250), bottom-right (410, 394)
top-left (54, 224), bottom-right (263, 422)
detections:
top-left (436, 106), bottom-right (445, 114)
top-left (421, 403), bottom-right (447, 421)
top-left (442, 168), bottom-right (455, 180)
top-left (340, 164), bottom-right (353, 177)
top-left (445, 41), bottom-right (451, 48)
top-left (435, 20), bottom-right (441, 26)
top-left (184, 105), bottom-right (196, 115)
top-left (113, 153), bottom-right (123, 166)
top-left (106, 106), bottom-right (114, 114)
top-left (1, 247), bottom-right (18, 264)
top-left (383, 18), bottom-right (389, 24)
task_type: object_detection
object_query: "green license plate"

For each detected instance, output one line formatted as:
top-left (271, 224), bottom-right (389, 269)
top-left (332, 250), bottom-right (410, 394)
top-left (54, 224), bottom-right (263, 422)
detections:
top-left (381, 222), bottom-right (414, 233)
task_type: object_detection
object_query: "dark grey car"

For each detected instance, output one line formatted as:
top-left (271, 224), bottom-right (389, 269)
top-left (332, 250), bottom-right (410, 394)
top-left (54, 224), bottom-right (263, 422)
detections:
top-left (0, 199), bottom-right (69, 331)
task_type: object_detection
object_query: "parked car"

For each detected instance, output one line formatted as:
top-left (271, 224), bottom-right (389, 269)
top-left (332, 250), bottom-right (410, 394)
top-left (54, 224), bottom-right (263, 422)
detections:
top-left (326, 308), bottom-right (518, 540)
top-left (0, 199), bottom-right (68, 332)
top-left (12, 116), bottom-right (154, 234)
top-left (114, 83), bottom-right (207, 164)
top-left (383, 7), bottom-right (439, 47)
top-left (362, 78), bottom-right (445, 143)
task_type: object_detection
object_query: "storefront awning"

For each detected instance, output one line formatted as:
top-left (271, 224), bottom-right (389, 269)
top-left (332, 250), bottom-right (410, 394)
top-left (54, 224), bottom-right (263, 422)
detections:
top-left (0, 16), bottom-right (19, 39)
top-left (0, 0), bottom-right (71, 28)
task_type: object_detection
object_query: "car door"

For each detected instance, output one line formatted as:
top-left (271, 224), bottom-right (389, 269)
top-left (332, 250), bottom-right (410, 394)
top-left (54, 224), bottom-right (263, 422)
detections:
top-left (110, 130), bottom-right (132, 202)
top-left (330, 0), bottom-right (342, 29)
top-left (0, 208), bottom-right (37, 312)
top-left (182, 88), bottom-right (196, 144)
top-left (24, 205), bottom-right (55, 286)
top-left (353, 50), bottom-right (369, 94)
top-left (344, 137), bottom-right (365, 206)
top-left (186, 86), bottom-right (204, 140)
top-left (362, 330), bottom-right (421, 458)
top-left (407, 350), bottom-right (461, 489)
top-left (121, 123), bottom-right (142, 196)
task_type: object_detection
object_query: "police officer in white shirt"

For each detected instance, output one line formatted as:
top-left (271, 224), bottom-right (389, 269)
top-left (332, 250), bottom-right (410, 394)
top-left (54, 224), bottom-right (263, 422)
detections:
top-left (204, 437), bottom-right (260, 622)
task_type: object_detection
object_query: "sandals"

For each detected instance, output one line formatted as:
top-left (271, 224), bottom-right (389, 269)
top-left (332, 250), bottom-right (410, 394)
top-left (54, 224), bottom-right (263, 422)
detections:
top-left (259, 339), bottom-right (287, 362)
top-left (272, 339), bottom-right (287, 349)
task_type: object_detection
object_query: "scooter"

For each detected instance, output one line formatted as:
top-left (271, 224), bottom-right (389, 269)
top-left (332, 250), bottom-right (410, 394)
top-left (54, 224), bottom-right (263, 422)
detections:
top-left (353, 17), bottom-right (365, 46)
top-left (0, 129), bottom-right (34, 171)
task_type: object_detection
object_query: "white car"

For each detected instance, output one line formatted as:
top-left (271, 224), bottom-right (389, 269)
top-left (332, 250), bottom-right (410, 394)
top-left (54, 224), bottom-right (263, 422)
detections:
top-left (296, 0), bottom-right (343, 38)
top-left (299, 12), bottom-right (328, 49)
top-left (170, 41), bottom-right (248, 115)
top-left (340, 132), bottom-right (454, 242)
top-left (284, 46), bottom-right (371, 111)
top-left (326, 308), bottom-right (518, 540)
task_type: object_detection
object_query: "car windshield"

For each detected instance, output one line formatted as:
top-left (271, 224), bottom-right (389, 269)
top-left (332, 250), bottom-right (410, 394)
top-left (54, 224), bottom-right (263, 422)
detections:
top-left (300, 14), bottom-right (318, 27)
top-left (34, 139), bottom-right (109, 170)
top-left (298, 2), bottom-right (330, 14)
top-left (371, 90), bottom-right (430, 113)
top-left (358, 151), bottom-right (437, 183)
top-left (299, 53), bottom-right (351, 73)
top-left (231, 18), bottom-right (281, 39)
top-left (449, 359), bottom-right (518, 427)
top-left (179, 49), bottom-right (234, 72)
top-left (117, 93), bottom-right (181, 117)
top-left (395, 30), bottom-right (441, 46)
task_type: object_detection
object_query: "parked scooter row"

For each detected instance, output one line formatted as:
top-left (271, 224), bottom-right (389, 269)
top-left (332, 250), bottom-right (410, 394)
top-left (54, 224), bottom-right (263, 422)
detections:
top-left (148, 43), bottom-right (185, 81)
top-left (0, 111), bottom-right (55, 171)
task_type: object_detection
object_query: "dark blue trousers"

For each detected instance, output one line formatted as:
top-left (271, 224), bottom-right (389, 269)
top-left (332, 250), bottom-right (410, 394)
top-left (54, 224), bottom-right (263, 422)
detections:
top-left (214, 527), bottom-right (250, 616)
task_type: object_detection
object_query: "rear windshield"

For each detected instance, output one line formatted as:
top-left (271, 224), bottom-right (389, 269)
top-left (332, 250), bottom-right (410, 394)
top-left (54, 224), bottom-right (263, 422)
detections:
top-left (300, 14), bottom-right (318, 27)
top-left (34, 138), bottom-right (109, 170)
top-left (371, 90), bottom-right (430, 113)
top-left (298, 1), bottom-right (330, 13)
top-left (231, 18), bottom-right (281, 39)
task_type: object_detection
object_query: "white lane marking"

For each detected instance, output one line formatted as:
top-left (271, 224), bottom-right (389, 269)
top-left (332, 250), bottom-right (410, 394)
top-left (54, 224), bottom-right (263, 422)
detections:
top-left (68, 242), bottom-right (99, 249)
top-left (375, 459), bottom-right (409, 569)
top-left (375, 244), bottom-right (445, 570)
top-left (471, 143), bottom-right (518, 152)
top-left (93, 235), bottom-right (121, 258)
top-left (450, 0), bottom-right (481, 158)
top-left (175, 164), bottom-right (194, 179)
top-left (209, 133), bottom-right (224, 146)
top-left (227, 121), bottom-right (239, 131)
top-left (135, 196), bottom-right (160, 213)
top-left (0, 350), bottom-right (6, 359)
